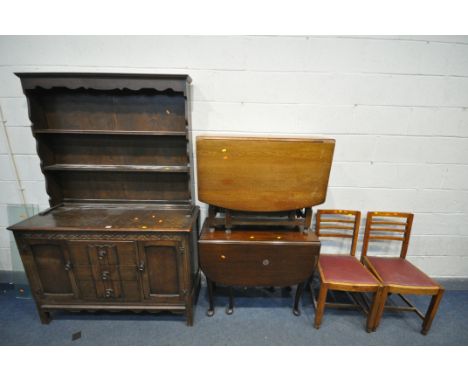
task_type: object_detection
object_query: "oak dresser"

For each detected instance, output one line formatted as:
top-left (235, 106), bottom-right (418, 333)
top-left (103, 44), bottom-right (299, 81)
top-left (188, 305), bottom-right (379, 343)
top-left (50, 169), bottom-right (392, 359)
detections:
top-left (8, 73), bottom-right (200, 326)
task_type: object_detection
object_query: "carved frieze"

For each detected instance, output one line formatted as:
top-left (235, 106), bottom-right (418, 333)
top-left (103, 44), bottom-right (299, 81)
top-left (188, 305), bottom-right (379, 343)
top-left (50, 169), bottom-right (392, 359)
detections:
top-left (19, 231), bottom-right (185, 242)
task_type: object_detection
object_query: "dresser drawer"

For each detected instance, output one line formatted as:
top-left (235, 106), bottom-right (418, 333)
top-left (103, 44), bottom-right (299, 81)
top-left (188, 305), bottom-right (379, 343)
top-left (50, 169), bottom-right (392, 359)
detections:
top-left (199, 242), bottom-right (319, 287)
top-left (68, 241), bottom-right (138, 266)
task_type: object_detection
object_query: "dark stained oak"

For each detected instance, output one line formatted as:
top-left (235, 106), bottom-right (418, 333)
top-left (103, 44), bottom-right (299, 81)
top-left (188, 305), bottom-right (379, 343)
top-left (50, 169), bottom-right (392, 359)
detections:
top-left (199, 224), bottom-right (321, 244)
top-left (18, 72), bottom-right (190, 93)
top-left (39, 134), bottom-right (189, 167)
top-left (8, 73), bottom-right (200, 326)
top-left (200, 243), bottom-right (318, 286)
top-left (9, 204), bottom-right (197, 232)
top-left (198, 221), bottom-right (320, 315)
top-left (17, 73), bottom-right (193, 207)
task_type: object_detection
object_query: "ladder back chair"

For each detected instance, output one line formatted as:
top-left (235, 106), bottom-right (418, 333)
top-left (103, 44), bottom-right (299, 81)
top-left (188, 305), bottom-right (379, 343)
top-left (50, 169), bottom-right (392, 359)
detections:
top-left (361, 211), bottom-right (444, 334)
top-left (313, 209), bottom-right (383, 332)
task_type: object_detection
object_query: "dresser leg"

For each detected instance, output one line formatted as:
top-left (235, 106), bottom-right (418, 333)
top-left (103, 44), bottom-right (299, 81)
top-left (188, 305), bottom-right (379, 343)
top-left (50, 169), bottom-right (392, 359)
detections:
top-left (206, 278), bottom-right (215, 317)
top-left (39, 309), bottom-right (51, 324)
top-left (186, 307), bottom-right (194, 326)
top-left (226, 286), bottom-right (234, 315)
top-left (185, 288), bottom-right (194, 327)
top-left (293, 282), bottom-right (305, 316)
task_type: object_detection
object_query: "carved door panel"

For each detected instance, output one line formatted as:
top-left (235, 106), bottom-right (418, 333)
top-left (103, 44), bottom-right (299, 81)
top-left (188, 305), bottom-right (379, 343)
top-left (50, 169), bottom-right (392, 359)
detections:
top-left (21, 239), bottom-right (79, 302)
top-left (137, 240), bottom-right (185, 303)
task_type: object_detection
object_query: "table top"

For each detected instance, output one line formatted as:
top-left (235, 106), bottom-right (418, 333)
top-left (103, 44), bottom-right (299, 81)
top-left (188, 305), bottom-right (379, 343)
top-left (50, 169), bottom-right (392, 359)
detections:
top-left (196, 136), bottom-right (335, 212)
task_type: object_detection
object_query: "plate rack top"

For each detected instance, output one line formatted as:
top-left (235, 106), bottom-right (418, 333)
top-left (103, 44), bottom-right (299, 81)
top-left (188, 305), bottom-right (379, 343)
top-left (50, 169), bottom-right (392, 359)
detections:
top-left (17, 72), bottom-right (194, 207)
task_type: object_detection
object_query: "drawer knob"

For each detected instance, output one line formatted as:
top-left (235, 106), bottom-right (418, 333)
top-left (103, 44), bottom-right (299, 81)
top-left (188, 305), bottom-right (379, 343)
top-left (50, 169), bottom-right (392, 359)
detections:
top-left (220, 255), bottom-right (226, 260)
top-left (64, 261), bottom-right (72, 271)
top-left (105, 289), bottom-right (113, 298)
top-left (262, 259), bottom-right (270, 266)
top-left (98, 249), bottom-right (107, 260)
top-left (102, 271), bottom-right (110, 280)
top-left (137, 262), bottom-right (145, 272)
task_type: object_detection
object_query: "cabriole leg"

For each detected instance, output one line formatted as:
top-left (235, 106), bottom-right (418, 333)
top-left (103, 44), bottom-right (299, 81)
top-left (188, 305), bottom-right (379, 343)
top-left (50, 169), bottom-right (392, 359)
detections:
top-left (226, 286), bottom-right (234, 315)
top-left (293, 282), bottom-right (305, 316)
top-left (206, 278), bottom-right (215, 317)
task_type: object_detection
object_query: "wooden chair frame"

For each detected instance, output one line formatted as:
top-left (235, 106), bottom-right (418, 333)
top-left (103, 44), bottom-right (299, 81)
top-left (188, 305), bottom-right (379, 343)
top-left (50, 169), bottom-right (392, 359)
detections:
top-left (312, 209), bottom-right (384, 332)
top-left (361, 211), bottom-right (444, 334)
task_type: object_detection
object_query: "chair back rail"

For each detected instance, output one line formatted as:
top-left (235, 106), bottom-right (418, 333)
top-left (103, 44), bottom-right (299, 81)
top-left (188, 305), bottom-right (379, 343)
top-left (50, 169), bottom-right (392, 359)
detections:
top-left (315, 209), bottom-right (361, 256)
top-left (361, 211), bottom-right (414, 259)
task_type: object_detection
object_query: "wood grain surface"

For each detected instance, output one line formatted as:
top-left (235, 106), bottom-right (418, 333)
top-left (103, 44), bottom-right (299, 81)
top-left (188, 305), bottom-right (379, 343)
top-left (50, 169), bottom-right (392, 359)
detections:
top-left (196, 136), bottom-right (335, 211)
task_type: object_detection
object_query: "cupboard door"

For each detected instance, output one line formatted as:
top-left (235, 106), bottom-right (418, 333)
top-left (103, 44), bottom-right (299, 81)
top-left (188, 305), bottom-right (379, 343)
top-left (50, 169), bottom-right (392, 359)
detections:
top-left (22, 239), bottom-right (79, 301)
top-left (137, 240), bottom-right (185, 303)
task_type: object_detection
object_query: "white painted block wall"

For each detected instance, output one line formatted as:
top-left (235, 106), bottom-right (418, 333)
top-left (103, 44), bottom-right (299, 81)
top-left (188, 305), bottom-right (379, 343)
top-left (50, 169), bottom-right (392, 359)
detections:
top-left (0, 36), bottom-right (467, 277)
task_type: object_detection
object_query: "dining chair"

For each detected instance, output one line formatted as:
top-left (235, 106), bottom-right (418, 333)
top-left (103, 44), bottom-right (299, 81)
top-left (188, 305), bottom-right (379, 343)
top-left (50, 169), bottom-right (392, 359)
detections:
top-left (361, 211), bottom-right (444, 334)
top-left (313, 209), bottom-right (384, 332)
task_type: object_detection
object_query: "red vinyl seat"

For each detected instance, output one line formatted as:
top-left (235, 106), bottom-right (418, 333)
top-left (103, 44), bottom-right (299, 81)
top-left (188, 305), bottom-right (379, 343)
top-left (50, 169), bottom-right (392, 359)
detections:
top-left (320, 255), bottom-right (379, 286)
top-left (366, 257), bottom-right (438, 288)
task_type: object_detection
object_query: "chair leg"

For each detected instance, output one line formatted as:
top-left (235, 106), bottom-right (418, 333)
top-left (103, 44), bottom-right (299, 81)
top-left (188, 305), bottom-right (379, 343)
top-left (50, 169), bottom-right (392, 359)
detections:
top-left (372, 286), bottom-right (389, 331)
top-left (366, 287), bottom-right (383, 333)
top-left (314, 284), bottom-right (328, 329)
top-left (421, 288), bottom-right (444, 335)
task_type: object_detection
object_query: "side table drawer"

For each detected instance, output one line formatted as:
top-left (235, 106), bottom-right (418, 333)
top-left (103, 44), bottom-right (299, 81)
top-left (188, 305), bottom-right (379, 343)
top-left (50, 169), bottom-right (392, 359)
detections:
top-left (199, 243), bottom-right (319, 287)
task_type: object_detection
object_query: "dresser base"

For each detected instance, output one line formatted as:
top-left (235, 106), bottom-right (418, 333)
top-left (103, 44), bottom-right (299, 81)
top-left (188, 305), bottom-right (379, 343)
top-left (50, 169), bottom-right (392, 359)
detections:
top-left (36, 271), bottom-right (201, 326)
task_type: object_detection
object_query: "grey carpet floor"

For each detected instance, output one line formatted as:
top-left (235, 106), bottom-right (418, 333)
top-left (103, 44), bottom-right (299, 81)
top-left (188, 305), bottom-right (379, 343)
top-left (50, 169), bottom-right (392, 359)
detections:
top-left (1, 284), bottom-right (467, 345)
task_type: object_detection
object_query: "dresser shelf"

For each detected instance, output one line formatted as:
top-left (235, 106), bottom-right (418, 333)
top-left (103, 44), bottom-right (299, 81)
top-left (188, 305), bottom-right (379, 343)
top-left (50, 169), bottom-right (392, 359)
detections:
top-left (43, 164), bottom-right (190, 173)
top-left (34, 129), bottom-right (187, 136)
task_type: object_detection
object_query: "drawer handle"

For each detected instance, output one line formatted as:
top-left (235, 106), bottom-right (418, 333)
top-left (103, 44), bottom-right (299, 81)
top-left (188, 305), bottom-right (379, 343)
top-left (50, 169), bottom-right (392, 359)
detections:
top-left (98, 249), bottom-right (107, 260)
top-left (64, 261), bottom-right (72, 271)
top-left (101, 271), bottom-right (110, 280)
top-left (262, 259), bottom-right (270, 266)
top-left (137, 262), bottom-right (145, 272)
top-left (220, 255), bottom-right (227, 260)
top-left (105, 289), bottom-right (114, 298)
